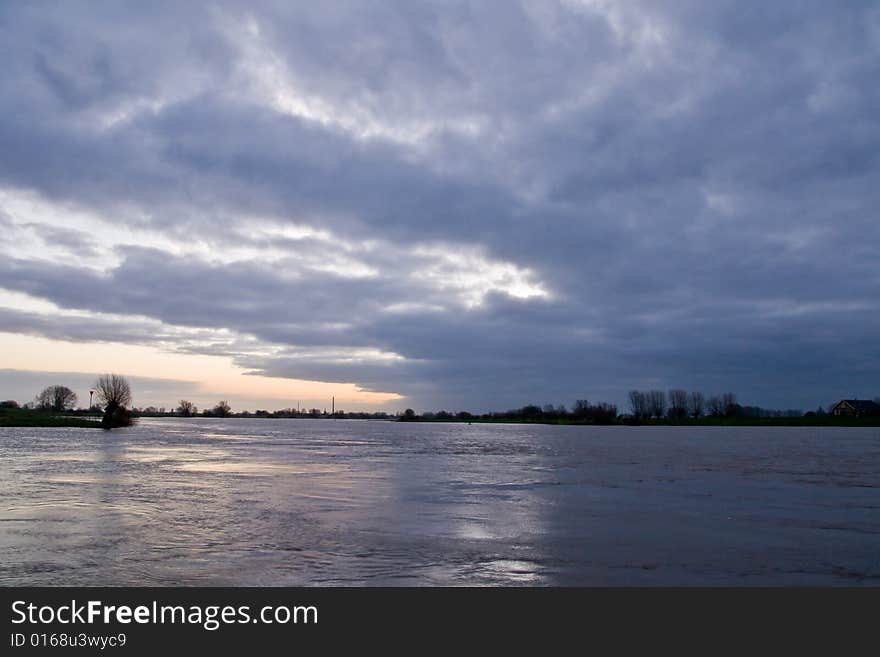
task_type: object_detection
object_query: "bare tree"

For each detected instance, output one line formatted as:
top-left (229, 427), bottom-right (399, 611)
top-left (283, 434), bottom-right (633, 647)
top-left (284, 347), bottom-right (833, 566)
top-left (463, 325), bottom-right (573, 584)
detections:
top-left (668, 389), bottom-right (688, 419)
top-left (721, 392), bottom-right (739, 417)
top-left (628, 390), bottom-right (648, 419)
top-left (36, 385), bottom-right (78, 412)
top-left (94, 374), bottom-right (133, 429)
top-left (707, 395), bottom-right (724, 417)
top-left (95, 374), bottom-right (132, 409)
top-left (212, 400), bottom-right (231, 417)
top-left (177, 400), bottom-right (196, 417)
top-left (647, 390), bottom-right (667, 419)
top-left (573, 399), bottom-right (617, 423)
top-left (687, 391), bottom-right (705, 418)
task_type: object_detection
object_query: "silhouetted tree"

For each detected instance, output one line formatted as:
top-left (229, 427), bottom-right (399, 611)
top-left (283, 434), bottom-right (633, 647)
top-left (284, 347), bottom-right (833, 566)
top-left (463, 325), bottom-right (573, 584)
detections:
top-left (0, 399), bottom-right (20, 409)
top-left (177, 400), bottom-right (196, 416)
top-left (519, 405), bottom-right (543, 420)
top-left (721, 392), bottom-right (739, 417)
top-left (94, 374), bottom-right (133, 429)
top-left (707, 395), bottom-right (724, 417)
top-left (400, 408), bottom-right (417, 421)
top-left (628, 390), bottom-right (648, 419)
top-left (36, 385), bottom-right (77, 412)
top-left (668, 389), bottom-right (688, 419)
top-left (95, 374), bottom-right (132, 408)
top-left (687, 391), bottom-right (705, 418)
top-left (212, 400), bottom-right (231, 417)
top-left (647, 390), bottom-right (667, 419)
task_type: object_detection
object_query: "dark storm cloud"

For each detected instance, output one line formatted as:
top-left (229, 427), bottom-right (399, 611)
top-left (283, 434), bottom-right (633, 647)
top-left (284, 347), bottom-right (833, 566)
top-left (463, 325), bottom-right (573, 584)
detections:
top-left (1, 1), bottom-right (878, 410)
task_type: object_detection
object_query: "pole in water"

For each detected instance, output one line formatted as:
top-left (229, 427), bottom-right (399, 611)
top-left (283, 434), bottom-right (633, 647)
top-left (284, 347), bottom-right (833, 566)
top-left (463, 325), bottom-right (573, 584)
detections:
top-left (332, 396), bottom-right (335, 414)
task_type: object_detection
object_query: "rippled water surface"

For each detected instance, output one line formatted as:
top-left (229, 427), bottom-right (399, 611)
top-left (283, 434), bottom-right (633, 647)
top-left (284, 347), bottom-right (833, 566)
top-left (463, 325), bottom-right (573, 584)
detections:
top-left (1, 419), bottom-right (879, 585)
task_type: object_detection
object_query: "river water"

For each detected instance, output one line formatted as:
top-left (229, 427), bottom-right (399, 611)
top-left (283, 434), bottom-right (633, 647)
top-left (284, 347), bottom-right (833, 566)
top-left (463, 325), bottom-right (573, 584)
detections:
top-left (1, 419), bottom-right (878, 585)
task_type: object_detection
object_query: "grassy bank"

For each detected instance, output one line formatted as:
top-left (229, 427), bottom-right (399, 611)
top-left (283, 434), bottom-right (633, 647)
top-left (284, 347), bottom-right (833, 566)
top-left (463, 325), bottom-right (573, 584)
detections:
top-left (0, 408), bottom-right (102, 428)
top-left (411, 416), bottom-right (880, 427)
top-left (641, 416), bottom-right (880, 427)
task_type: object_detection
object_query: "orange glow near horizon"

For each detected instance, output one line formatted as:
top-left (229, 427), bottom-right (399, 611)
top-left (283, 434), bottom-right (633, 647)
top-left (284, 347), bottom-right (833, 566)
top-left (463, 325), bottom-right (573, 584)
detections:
top-left (0, 332), bottom-right (403, 409)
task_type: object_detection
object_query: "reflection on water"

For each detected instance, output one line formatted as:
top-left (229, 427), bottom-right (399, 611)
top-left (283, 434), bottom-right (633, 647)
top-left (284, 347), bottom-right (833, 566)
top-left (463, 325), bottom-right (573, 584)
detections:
top-left (1, 419), bottom-right (878, 585)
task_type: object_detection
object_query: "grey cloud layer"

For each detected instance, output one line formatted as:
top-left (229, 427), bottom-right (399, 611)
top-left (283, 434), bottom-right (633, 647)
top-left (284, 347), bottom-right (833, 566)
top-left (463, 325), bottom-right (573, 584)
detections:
top-left (1, 1), bottom-right (878, 410)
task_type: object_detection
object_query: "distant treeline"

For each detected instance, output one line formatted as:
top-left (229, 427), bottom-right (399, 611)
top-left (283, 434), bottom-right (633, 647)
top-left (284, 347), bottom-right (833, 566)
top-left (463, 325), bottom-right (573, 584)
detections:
top-left (399, 390), bottom-right (880, 425)
top-left (623, 390), bottom-right (810, 421)
top-left (127, 400), bottom-right (395, 420)
top-left (1, 396), bottom-right (393, 420)
top-left (399, 401), bottom-right (619, 424)
top-left (133, 402), bottom-right (394, 421)
top-left (5, 387), bottom-right (880, 427)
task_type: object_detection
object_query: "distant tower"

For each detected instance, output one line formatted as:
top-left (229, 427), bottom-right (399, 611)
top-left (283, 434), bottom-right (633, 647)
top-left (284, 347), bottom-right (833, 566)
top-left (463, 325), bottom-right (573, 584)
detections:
top-left (332, 396), bottom-right (335, 414)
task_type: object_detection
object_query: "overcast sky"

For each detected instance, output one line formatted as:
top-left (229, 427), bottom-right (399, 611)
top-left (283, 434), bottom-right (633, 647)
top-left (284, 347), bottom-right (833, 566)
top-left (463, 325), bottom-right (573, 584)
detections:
top-left (1, 1), bottom-right (878, 412)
